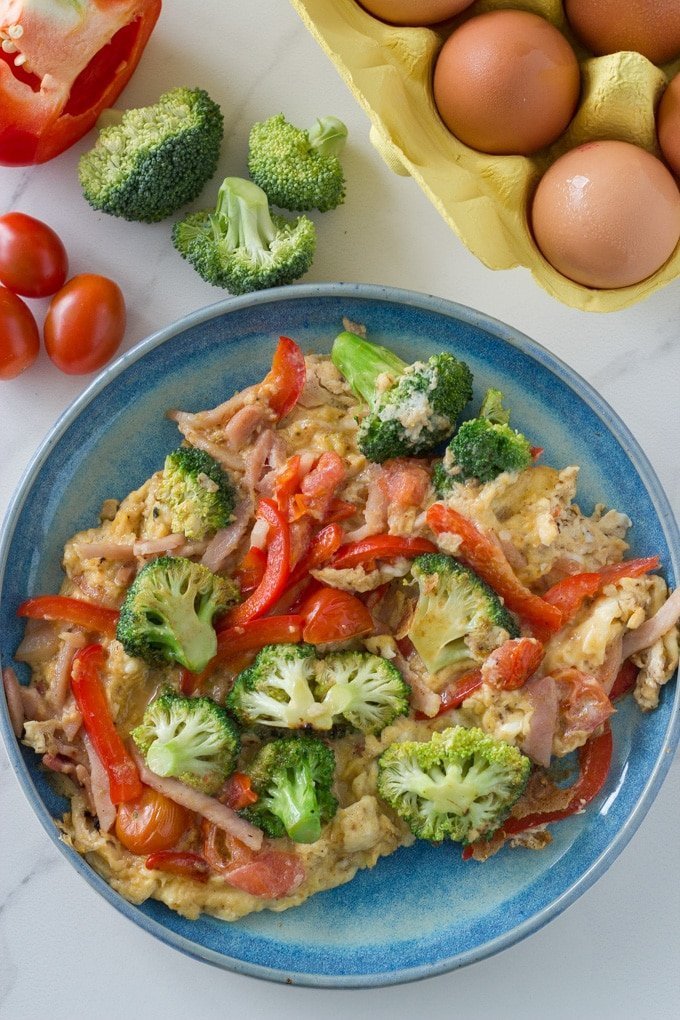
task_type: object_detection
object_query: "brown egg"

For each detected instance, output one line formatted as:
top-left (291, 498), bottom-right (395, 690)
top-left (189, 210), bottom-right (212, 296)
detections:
top-left (658, 73), bottom-right (680, 177)
top-left (531, 141), bottom-right (680, 289)
top-left (565, 1), bottom-right (680, 64)
top-left (358, 1), bottom-right (475, 26)
top-left (433, 10), bottom-right (580, 156)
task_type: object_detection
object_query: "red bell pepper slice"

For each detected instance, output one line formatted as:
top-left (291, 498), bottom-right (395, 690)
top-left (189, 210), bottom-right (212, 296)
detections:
top-left (264, 336), bottom-right (306, 419)
top-left (70, 644), bottom-right (142, 804)
top-left (221, 499), bottom-right (291, 628)
top-left (325, 499), bottom-right (357, 523)
top-left (288, 522), bottom-right (344, 588)
top-left (415, 668), bottom-right (484, 720)
top-left (274, 455), bottom-right (303, 516)
top-left (221, 772), bottom-right (259, 811)
top-left (0, 1), bottom-right (161, 166)
top-left (233, 546), bottom-right (267, 596)
top-left (609, 659), bottom-right (639, 701)
top-left (18, 594), bottom-right (119, 638)
top-left (543, 557), bottom-right (660, 624)
top-left (426, 504), bottom-right (562, 636)
top-left (145, 850), bottom-right (210, 883)
top-left (332, 534), bottom-right (437, 570)
top-left (462, 727), bottom-right (613, 858)
top-left (300, 586), bottom-right (374, 644)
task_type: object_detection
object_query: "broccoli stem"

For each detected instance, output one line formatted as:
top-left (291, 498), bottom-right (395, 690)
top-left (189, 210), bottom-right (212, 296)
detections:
top-left (267, 761), bottom-right (323, 843)
top-left (308, 116), bottom-right (348, 158)
top-left (213, 177), bottom-right (276, 262)
top-left (331, 331), bottom-right (407, 409)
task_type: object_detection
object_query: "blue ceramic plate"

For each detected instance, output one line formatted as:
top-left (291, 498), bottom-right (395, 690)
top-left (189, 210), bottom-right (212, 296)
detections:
top-left (1, 284), bottom-right (678, 987)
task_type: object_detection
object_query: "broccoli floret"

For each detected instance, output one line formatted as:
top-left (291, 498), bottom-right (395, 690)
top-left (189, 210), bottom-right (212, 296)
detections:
top-left (408, 554), bottom-right (518, 675)
top-left (248, 113), bottom-right (347, 212)
top-left (78, 87), bottom-right (223, 223)
top-left (243, 736), bottom-right (338, 843)
top-left (132, 689), bottom-right (240, 795)
top-left (117, 556), bottom-right (238, 673)
top-left (436, 388), bottom-right (532, 490)
top-left (226, 643), bottom-right (335, 730)
top-left (156, 446), bottom-right (236, 541)
top-left (172, 177), bottom-right (316, 293)
top-left (377, 726), bottom-right (531, 844)
top-left (314, 651), bottom-right (410, 735)
top-left (331, 330), bottom-right (473, 462)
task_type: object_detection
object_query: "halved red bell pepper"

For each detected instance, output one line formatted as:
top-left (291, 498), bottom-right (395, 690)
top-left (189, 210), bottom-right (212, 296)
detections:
top-left (17, 594), bottom-right (119, 637)
top-left (543, 557), bottom-right (660, 624)
top-left (332, 534), bottom-right (437, 570)
top-left (300, 586), bottom-right (374, 644)
top-left (0, 1), bottom-right (162, 166)
top-left (221, 498), bottom-right (291, 628)
top-left (264, 336), bottom-right (306, 419)
top-left (426, 504), bottom-right (563, 636)
top-left (70, 644), bottom-right (142, 804)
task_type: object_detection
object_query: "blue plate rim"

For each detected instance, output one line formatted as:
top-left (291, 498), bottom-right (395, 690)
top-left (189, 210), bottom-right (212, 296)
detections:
top-left (1, 281), bottom-right (678, 988)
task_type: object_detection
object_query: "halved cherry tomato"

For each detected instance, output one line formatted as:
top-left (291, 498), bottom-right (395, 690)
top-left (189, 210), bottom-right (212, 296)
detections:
top-left (221, 499), bottom-right (291, 628)
top-left (300, 586), bottom-right (374, 644)
top-left (233, 546), bottom-right (267, 596)
top-left (299, 452), bottom-right (347, 521)
top-left (44, 274), bottom-right (125, 375)
top-left (0, 286), bottom-right (39, 380)
top-left (543, 557), bottom-right (660, 624)
top-left (0, 213), bottom-right (68, 297)
top-left (481, 638), bottom-right (544, 690)
top-left (332, 534), bottom-right (437, 570)
top-left (610, 659), bottom-right (638, 701)
top-left (145, 850), bottom-right (210, 883)
top-left (115, 787), bottom-right (190, 855)
top-left (201, 821), bottom-right (304, 898)
top-left (17, 594), bottom-right (119, 637)
top-left (70, 644), bottom-right (142, 804)
top-left (221, 772), bottom-right (259, 811)
top-left (426, 504), bottom-right (562, 635)
top-left (264, 336), bottom-right (306, 419)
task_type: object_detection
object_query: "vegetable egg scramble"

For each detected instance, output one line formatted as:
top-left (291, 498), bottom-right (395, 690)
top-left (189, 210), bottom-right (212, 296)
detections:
top-left (5, 330), bottom-right (679, 921)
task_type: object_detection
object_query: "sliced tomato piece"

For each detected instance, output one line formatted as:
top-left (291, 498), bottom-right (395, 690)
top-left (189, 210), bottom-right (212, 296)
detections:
top-left (332, 534), bottom-right (437, 570)
top-left (17, 595), bottom-right (119, 637)
top-left (426, 504), bottom-right (562, 635)
top-left (299, 452), bottom-right (347, 521)
top-left (300, 586), bottom-right (374, 644)
top-left (416, 669), bottom-right (484, 720)
top-left (377, 457), bottom-right (430, 508)
top-left (264, 336), bottom-right (306, 419)
top-left (145, 850), bottom-right (210, 883)
top-left (543, 556), bottom-right (660, 624)
top-left (481, 638), bottom-right (544, 690)
top-left (221, 772), bottom-right (258, 811)
top-left (325, 499), bottom-right (357, 523)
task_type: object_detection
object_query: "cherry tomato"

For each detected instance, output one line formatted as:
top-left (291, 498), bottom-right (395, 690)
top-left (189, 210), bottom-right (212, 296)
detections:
top-left (0, 287), bottom-right (40, 380)
top-left (44, 274), bottom-right (125, 375)
top-left (0, 213), bottom-right (68, 297)
top-left (300, 586), bottom-right (374, 644)
top-left (115, 787), bottom-right (190, 855)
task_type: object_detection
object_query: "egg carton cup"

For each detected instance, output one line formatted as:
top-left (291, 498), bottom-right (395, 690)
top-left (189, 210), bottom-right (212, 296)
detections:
top-left (290, 0), bottom-right (680, 311)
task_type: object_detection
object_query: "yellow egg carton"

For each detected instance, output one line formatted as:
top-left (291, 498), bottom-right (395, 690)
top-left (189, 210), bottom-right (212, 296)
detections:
top-left (289, 0), bottom-right (680, 311)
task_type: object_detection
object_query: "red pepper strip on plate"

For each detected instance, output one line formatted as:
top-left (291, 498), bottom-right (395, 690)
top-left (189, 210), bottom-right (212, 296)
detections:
top-left (415, 669), bottom-right (484, 720)
top-left (426, 504), bottom-right (563, 636)
top-left (221, 498), bottom-right (291, 628)
top-left (180, 615), bottom-right (303, 694)
top-left (332, 534), bottom-right (437, 570)
top-left (274, 454), bottom-right (302, 516)
top-left (264, 336), bottom-right (306, 419)
top-left (145, 850), bottom-right (210, 883)
top-left (543, 557), bottom-right (661, 624)
top-left (17, 594), bottom-right (119, 637)
top-left (288, 522), bottom-right (344, 588)
top-left (221, 772), bottom-right (258, 811)
top-left (609, 659), bottom-right (639, 701)
top-left (300, 586), bottom-right (374, 644)
top-left (462, 727), bottom-right (613, 859)
top-left (481, 637), bottom-right (544, 691)
top-left (70, 644), bottom-right (142, 804)
top-left (0, 0), bottom-right (161, 166)
top-left (233, 546), bottom-right (267, 596)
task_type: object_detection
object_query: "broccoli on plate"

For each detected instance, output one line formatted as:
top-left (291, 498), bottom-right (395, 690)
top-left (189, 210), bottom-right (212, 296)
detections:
top-left (156, 446), bottom-right (236, 541)
top-left (331, 330), bottom-right (473, 462)
top-left (78, 87), bottom-right (223, 223)
top-left (377, 726), bottom-right (531, 844)
top-left (248, 113), bottom-right (348, 211)
top-left (172, 176), bottom-right (316, 293)
top-left (408, 553), bottom-right (518, 675)
top-left (116, 556), bottom-right (238, 673)
top-left (434, 388), bottom-right (532, 493)
top-left (315, 650), bottom-right (410, 735)
top-left (132, 689), bottom-right (240, 795)
top-left (243, 736), bottom-right (338, 843)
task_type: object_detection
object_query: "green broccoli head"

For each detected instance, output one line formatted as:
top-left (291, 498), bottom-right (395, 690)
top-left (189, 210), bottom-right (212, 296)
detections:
top-left (408, 554), bottom-right (518, 675)
top-left (116, 556), bottom-right (238, 673)
top-left (226, 643), bottom-right (335, 730)
top-left (247, 113), bottom-right (347, 212)
top-left (156, 446), bottom-right (236, 541)
top-left (377, 726), bottom-right (531, 844)
top-left (437, 388), bottom-right (532, 488)
top-left (172, 177), bottom-right (316, 294)
top-left (331, 331), bottom-right (473, 462)
top-left (78, 87), bottom-right (223, 223)
top-left (243, 736), bottom-right (338, 843)
top-left (314, 651), bottom-right (410, 735)
top-left (132, 689), bottom-right (240, 795)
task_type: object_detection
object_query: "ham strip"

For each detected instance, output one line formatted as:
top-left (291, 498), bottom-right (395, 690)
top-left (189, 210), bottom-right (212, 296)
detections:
top-left (74, 541), bottom-right (136, 562)
top-left (83, 734), bottom-right (116, 833)
top-left (50, 631), bottom-right (87, 713)
top-left (132, 749), bottom-right (263, 850)
top-left (133, 534), bottom-right (185, 557)
top-left (224, 405), bottom-right (274, 451)
top-left (521, 674), bottom-right (559, 767)
top-left (622, 588), bottom-right (680, 660)
top-left (201, 498), bottom-right (253, 572)
top-left (3, 667), bottom-right (24, 737)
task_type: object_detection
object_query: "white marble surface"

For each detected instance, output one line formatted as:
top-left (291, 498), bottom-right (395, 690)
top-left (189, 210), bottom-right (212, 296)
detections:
top-left (1, 2), bottom-right (679, 1016)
